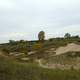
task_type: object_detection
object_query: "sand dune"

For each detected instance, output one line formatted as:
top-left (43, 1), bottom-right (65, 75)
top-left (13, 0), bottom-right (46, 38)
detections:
top-left (55, 43), bottom-right (80, 55)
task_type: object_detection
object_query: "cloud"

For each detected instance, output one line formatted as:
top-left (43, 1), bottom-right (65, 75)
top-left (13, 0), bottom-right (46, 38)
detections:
top-left (0, 0), bottom-right (80, 43)
top-left (0, 0), bottom-right (16, 9)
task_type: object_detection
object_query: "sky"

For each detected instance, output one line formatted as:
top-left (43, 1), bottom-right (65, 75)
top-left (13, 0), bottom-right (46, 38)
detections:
top-left (0, 0), bottom-right (80, 43)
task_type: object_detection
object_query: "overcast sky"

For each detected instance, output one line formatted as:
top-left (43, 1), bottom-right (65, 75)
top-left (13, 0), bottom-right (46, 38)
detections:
top-left (0, 0), bottom-right (80, 43)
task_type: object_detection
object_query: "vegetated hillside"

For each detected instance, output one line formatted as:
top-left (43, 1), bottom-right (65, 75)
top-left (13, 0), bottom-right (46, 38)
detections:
top-left (0, 37), bottom-right (80, 63)
top-left (0, 37), bottom-right (80, 52)
top-left (0, 56), bottom-right (80, 80)
top-left (0, 37), bottom-right (80, 80)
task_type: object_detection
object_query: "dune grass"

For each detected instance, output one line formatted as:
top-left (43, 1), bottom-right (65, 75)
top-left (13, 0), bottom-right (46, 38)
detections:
top-left (0, 56), bottom-right (80, 80)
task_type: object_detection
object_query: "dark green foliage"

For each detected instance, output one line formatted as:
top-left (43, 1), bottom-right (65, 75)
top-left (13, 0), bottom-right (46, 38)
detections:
top-left (38, 31), bottom-right (45, 42)
top-left (1, 48), bottom-right (10, 55)
top-left (64, 33), bottom-right (71, 38)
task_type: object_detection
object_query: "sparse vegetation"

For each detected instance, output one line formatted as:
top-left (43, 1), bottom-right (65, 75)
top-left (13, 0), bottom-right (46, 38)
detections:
top-left (0, 57), bottom-right (80, 80)
top-left (0, 32), bottom-right (80, 80)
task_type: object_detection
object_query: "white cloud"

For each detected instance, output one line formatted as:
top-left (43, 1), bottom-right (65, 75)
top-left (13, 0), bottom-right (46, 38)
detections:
top-left (0, 0), bottom-right (16, 9)
top-left (0, 0), bottom-right (80, 43)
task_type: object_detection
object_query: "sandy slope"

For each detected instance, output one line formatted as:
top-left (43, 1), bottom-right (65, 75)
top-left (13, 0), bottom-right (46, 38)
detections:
top-left (55, 43), bottom-right (80, 55)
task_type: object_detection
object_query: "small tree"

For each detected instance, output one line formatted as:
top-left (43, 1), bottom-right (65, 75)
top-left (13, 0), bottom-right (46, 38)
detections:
top-left (72, 35), bottom-right (79, 38)
top-left (64, 33), bottom-right (71, 38)
top-left (38, 31), bottom-right (45, 42)
top-left (9, 40), bottom-right (15, 44)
